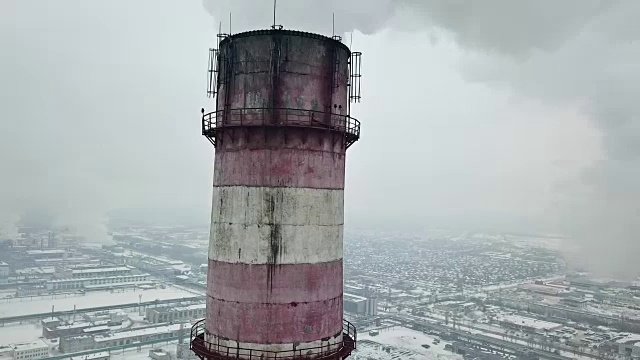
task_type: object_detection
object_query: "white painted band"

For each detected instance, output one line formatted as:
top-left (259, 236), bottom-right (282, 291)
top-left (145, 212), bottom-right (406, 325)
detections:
top-left (209, 186), bottom-right (344, 264)
top-left (209, 223), bottom-right (343, 264)
top-left (211, 186), bottom-right (344, 226)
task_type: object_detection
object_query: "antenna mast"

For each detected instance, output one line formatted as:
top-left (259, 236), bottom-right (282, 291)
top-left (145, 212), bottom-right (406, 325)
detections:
top-left (273, 0), bottom-right (277, 28)
top-left (332, 13), bottom-right (335, 38)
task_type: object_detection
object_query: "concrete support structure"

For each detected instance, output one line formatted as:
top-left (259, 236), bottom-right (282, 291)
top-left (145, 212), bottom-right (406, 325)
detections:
top-left (192, 28), bottom-right (360, 360)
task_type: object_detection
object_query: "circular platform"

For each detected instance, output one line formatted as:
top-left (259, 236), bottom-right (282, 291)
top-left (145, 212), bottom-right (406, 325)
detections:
top-left (189, 319), bottom-right (356, 360)
top-left (201, 108), bottom-right (360, 149)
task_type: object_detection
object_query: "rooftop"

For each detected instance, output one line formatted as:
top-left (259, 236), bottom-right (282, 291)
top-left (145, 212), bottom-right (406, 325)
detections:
top-left (499, 314), bottom-right (563, 331)
top-left (94, 322), bottom-right (188, 342)
top-left (72, 266), bottom-right (131, 274)
top-left (344, 293), bottom-right (368, 302)
top-left (35, 257), bottom-right (87, 263)
top-left (55, 322), bottom-right (91, 330)
top-left (616, 333), bottom-right (640, 344)
top-left (70, 351), bottom-right (109, 359)
top-left (11, 340), bottom-right (48, 351)
top-left (153, 303), bottom-right (206, 313)
top-left (50, 273), bottom-right (149, 283)
top-left (25, 249), bottom-right (65, 255)
top-left (83, 325), bottom-right (110, 333)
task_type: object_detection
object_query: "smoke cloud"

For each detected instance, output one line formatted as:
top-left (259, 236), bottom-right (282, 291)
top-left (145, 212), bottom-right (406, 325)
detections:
top-left (0, 0), bottom-right (213, 244)
top-left (407, 0), bottom-right (640, 279)
top-left (204, 0), bottom-right (640, 279)
top-left (2, 0), bottom-right (637, 277)
top-left (202, 0), bottom-right (393, 35)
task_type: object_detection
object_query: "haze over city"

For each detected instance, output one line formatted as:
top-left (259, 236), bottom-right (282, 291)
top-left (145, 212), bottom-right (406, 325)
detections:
top-left (1, 2), bottom-right (640, 360)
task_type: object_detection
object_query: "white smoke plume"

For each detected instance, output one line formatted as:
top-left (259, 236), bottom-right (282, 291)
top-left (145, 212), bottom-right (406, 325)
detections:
top-left (202, 0), bottom-right (393, 35)
top-left (204, 0), bottom-right (640, 279)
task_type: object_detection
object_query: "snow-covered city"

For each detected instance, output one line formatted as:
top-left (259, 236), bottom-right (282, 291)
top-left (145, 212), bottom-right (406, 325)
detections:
top-left (3, 1), bottom-right (640, 360)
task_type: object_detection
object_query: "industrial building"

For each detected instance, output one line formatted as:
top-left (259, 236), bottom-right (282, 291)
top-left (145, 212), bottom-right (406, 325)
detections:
top-left (43, 320), bottom-right (116, 339)
top-left (191, 24), bottom-right (362, 360)
top-left (83, 310), bottom-right (128, 324)
top-left (519, 283), bottom-right (566, 296)
top-left (146, 303), bottom-right (205, 323)
top-left (94, 323), bottom-right (189, 349)
top-left (41, 317), bottom-right (62, 328)
top-left (24, 249), bottom-right (67, 259)
top-left (497, 314), bottom-right (563, 334)
top-left (15, 284), bottom-right (47, 297)
top-left (343, 293), bottom-right (378, 316)
top-left (44, 322), bottom-right (93, 339)
top-left (59, 323), bottom-right (189, 353)
top-left (60, 335), bottom-right (96, 353)
top-left (122, 253), bottom-right (189, 275)
top-left (560, 296), bottom-right (589, 308)
top-left (615, 333), bottom-right (640, 357)
top-left (47, 273), bottom-right (150, 291)
top-left (71, 266), bottom-right (133, 279)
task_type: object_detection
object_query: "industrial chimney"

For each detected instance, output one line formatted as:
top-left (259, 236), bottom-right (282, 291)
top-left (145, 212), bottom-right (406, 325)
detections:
top-left (191, 25), bottom-right (362, 360)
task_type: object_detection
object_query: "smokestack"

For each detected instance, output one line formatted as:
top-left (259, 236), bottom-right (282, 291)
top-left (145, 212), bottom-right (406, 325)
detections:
top-left (191, 26), bottom-right (361, 359)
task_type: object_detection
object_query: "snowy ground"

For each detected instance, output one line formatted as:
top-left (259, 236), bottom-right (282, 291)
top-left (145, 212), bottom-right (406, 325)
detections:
top-left (0, 286), bottom-right (199, 318)
top-left (356, 326), bottom-right (462, 360)
top-left (0, 321), bottom-right (42, 345)
top-left (107, 342), bottom-right (179, 360)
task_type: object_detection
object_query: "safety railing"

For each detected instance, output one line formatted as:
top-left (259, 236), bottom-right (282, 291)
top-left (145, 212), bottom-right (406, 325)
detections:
top-left (190, 319), bottom-right (356, 360)
top-left (201, 108), bottom-right (360, 148)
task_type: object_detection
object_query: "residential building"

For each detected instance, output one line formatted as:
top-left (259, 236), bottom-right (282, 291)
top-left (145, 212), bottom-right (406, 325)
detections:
top-left (11, 340), bottom-right (49, 360)
top-left (0, 262), bottom-right (9, 277)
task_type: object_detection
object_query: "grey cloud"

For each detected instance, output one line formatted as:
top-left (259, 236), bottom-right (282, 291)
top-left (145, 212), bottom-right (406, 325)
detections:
top-left (424, 1), bottom-right (640, 279)
top-left (202, 0), bottom-right (394, 35)
top-left (203, 0), bottom-right (640, 278)
top-left (203, 0), bottom-right (612, 56)
top-left (2, 0), bottom-right (638, 280)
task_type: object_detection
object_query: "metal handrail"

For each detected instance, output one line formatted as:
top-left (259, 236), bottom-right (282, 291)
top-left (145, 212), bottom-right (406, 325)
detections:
top-left (201, 107), bottom-right (360, 148)
top-left (190, 318), bottom-right (356, 359)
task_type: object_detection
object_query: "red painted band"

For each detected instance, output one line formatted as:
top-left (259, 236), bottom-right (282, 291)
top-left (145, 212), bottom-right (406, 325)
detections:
top-left (214, 148), bottom-right (345, 189)
top-left (207, 260), bottom-right (343, 303)
top-left (206, 295), bottom-right (343, 344)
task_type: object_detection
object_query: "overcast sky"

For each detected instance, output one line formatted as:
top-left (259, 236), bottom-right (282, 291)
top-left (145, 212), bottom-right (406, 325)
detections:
top-left (1, 0), bottom-right (639, 278)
